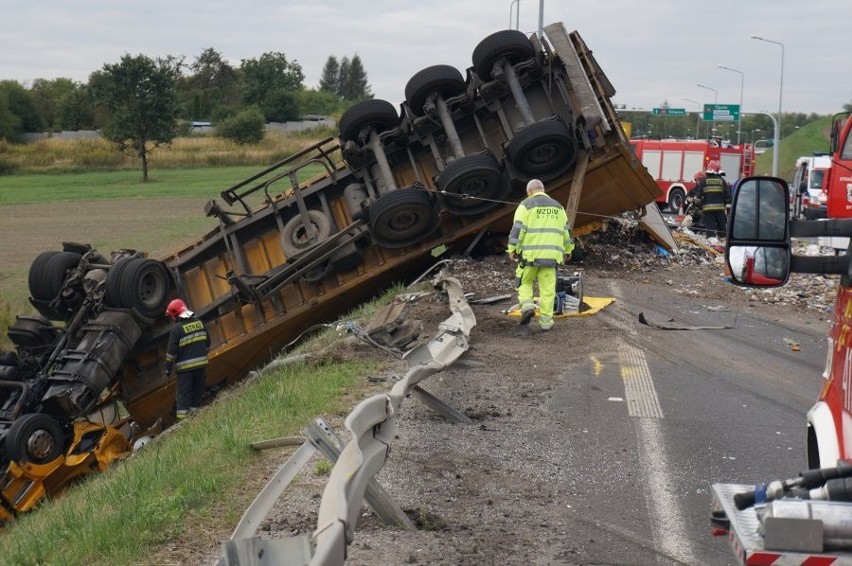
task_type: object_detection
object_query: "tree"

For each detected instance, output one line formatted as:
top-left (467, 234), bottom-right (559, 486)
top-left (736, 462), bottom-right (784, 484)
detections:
top-left (180, 47), bottom-right (240, 121)
top-left (215, 106), bottom-right (265, 144)
top-left (0, 81), bottom-right (43, 135)
top-left (58, 84), bottom-right (96, 131)
top-left (30, 78), bottom-right (78, 131)
top-left (240, 52), bottom-right (304, 120)
top-left (319, 56), bottom-right (340, 95)
top-left (263, 90), bottom-right (299, 122)
top-left (91, 54), bottom-right (182, 182)
top-left (0, 90), bottom-right (23, 142)
top-left (337, 57), bottom-right (350, 99)
top-left (297, 88), bottom-right (344, 117)
top-left (340, 54), bottom-right (371, 101)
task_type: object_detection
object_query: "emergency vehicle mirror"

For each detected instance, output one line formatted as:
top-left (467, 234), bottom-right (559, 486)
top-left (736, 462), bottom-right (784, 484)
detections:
top-left (728, 177), bottom-right (789, 242)
top-left (726, 177), bottom-right (791, 287)
top-left (727, 245), bottom-right (789, 287)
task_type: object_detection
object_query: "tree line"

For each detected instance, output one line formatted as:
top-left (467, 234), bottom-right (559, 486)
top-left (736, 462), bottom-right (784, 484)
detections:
top-left (0, 49), bottom-right (372, 180)
top-left (0, 48), bottom-right (371, 143)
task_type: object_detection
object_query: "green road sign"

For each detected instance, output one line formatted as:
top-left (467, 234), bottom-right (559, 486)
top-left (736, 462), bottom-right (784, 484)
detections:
top-left (652, 107), bottom-right (686, 116)
top-left (702, 104), bottom-right (739, 121)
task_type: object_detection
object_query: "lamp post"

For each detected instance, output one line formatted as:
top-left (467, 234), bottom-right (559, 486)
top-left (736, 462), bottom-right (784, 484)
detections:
top-left (696, 83), bottom-right (718, 138)
top-left (682, 97), bottom-right (701, 139)
top-left (718, 64), bottom-right (744, 145)
top-left (751, 35), bottom-right (784, 177)
top-left (509, 0), bottom-right (520, 29)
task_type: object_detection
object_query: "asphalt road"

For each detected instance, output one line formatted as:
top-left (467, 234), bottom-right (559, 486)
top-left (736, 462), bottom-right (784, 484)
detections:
top-left (558, 276), bottom-right (829, 565)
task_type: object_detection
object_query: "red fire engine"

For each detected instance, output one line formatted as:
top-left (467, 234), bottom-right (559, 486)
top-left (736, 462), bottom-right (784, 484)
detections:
top-left (630, 138), bottom-right (754, 212)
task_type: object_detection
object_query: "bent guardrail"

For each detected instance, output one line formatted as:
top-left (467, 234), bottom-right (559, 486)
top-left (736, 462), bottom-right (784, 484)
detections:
top-left (219, 275), bottom-right (475, 565)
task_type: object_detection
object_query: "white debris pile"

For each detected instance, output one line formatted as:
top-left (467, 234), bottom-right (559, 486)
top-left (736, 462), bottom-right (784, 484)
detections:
top-left (740, 243), bottom-right (841, 313)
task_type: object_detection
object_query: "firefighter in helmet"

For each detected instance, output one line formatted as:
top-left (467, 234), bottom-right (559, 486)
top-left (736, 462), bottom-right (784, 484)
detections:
top-left (689, 160), bottom-right (731, 238)
top-left (164, 298), bottom-right (210, 420)
top-left (507, 179), bottom-right (575, 334)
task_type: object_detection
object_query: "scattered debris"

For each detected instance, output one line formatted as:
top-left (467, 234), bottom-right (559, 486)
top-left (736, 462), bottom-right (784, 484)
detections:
top-left (638, 312), bottom-right (737, 331)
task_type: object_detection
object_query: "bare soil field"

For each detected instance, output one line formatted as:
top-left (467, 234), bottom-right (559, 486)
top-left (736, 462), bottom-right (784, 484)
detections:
top-left (0, 198), bottom-right (212, 307)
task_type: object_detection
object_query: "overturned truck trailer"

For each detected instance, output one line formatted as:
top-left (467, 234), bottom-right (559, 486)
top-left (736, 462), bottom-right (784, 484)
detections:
top-left (0, 23), bottom-right (663, 523)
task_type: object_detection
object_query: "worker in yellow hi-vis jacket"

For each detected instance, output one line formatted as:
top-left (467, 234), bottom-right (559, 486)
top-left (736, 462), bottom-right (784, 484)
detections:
top-left (507, 179), bottom-right (575, 333)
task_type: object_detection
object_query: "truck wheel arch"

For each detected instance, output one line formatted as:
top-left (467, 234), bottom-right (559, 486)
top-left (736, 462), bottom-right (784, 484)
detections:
top-left (807, 401), bottom-right (841, 469)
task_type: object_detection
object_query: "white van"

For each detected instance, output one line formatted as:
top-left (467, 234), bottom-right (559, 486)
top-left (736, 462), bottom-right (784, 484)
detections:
top-left (791, 153), bottom-right (831, 219)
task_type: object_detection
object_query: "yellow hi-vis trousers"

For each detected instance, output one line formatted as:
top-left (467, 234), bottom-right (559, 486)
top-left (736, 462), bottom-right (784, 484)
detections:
top-left (515, 264), bottom-right (557, 329)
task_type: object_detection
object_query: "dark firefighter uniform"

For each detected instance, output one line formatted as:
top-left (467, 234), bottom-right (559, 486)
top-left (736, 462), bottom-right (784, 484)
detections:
top-left (507, 183), bottom-right (575, 331)
top-left (691, 173), bottom-right (731, 237)
top-left (165, 314), bottom-right (210, 419)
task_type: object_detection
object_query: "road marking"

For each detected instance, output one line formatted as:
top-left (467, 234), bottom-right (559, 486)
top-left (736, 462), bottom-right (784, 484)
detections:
top-left (590, 355), bottom-right (605, 377)
top-left (607, 282), bottom-right (698, 565)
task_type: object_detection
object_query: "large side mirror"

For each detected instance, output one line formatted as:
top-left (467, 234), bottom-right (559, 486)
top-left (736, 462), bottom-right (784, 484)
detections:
top-left (725, 176), bottom-right (791, 287)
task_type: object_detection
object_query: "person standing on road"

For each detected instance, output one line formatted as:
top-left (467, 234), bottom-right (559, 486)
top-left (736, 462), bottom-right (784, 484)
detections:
top-left (690, 160), bottom-right (731, 238)
top-left (164, 298), bottom-right (210, 420)
top-left (507, 179), bottom-right (574, 333)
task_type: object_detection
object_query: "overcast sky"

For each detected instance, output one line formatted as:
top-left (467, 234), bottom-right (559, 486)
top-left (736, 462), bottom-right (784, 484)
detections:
top-left (2, 1), bottom-right (850, 116)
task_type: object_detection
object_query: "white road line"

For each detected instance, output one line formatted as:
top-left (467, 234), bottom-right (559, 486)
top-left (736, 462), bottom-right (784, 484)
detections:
top-left (609, 282), bottom-right (698, 565)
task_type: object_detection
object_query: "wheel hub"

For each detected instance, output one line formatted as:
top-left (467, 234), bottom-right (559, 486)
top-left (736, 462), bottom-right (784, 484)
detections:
top-left (27, 429), bottom-right (56, 461)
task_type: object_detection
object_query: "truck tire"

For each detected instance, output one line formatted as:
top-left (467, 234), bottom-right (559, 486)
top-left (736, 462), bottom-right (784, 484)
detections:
top-left (104, 256), bottom-right (137, 310)
top-left (668, 188), bottom-right (686, 212)
top-left (506, 120), bottom-right (577, 179)
top-left (367, 187), bottom-right (440, 249)
top-left (280, 210), bottom-right (333, 257)
top-left (472, 29), bottom-right (535, 81)
top-left (338, 99), bottom-right (399, 144)
top-left (117, 258), bottom-right (171, 319)
top-left (28, 251), bottom-right (59, 301)
top-left (29, 251), bottom-right (81, 303)
top-left (5, 413), bottom-right (66, 464)
top-left (405, 65), bottom-right (466, 116)
top-left (437, 154), bottom-right (506, 215)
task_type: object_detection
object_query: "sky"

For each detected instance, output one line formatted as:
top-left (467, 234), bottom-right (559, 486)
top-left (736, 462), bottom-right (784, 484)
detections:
top-left (2, 0), bottom-right (850, 117)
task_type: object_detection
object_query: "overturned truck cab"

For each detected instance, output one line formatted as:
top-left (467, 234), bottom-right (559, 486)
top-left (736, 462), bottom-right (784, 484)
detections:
top-left (0, 22), bottom-right (664, 524)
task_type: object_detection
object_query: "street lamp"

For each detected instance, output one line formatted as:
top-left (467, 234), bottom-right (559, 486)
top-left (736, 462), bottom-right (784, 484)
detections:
top-left (509, 0), bottom-right (520, 29)
top-left (718, 64), bottom-right (744, 145)
top-left (751, 35), bottom-right (784, 177)
top-left (682, 97), bottom-right (701, 139)
top-left (697, 83), bottom-right (718, 138)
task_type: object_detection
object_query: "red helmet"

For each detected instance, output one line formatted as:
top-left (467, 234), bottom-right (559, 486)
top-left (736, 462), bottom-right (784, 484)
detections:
top-left (166, 298), bottom-right (187, 318)
top-left (705, 160), bottom-right (722, 173)
top-left (694, 171), bottom-right (706, 181)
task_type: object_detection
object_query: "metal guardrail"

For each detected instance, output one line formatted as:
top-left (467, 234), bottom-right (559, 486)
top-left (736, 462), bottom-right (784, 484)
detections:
top-left (219, 275), bottom-right (476, 565)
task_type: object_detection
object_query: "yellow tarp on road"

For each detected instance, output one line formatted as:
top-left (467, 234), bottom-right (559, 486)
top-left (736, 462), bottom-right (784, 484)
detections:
top-left (505, 296), bottom-right (615, 318)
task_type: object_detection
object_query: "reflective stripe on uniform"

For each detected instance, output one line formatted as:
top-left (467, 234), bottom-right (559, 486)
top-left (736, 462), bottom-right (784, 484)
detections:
top-left (175, 356), bottom-right (208, 371)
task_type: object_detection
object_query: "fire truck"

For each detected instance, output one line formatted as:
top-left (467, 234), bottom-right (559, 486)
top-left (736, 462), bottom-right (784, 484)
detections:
top-left (806, 112), bottom-right (852, 249)
top-left (630, 138), bottom-right (755, 212)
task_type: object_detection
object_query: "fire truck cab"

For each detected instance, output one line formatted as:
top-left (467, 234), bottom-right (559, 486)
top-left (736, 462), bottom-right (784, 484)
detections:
top-left (724, 176), bottom-right (852, 469)
top-left (630, 138), bottom-right (754, 212)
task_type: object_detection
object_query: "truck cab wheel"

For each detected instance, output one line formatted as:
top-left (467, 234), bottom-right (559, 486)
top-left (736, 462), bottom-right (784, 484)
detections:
top-left (5, 414), bottom-right (66, 465)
